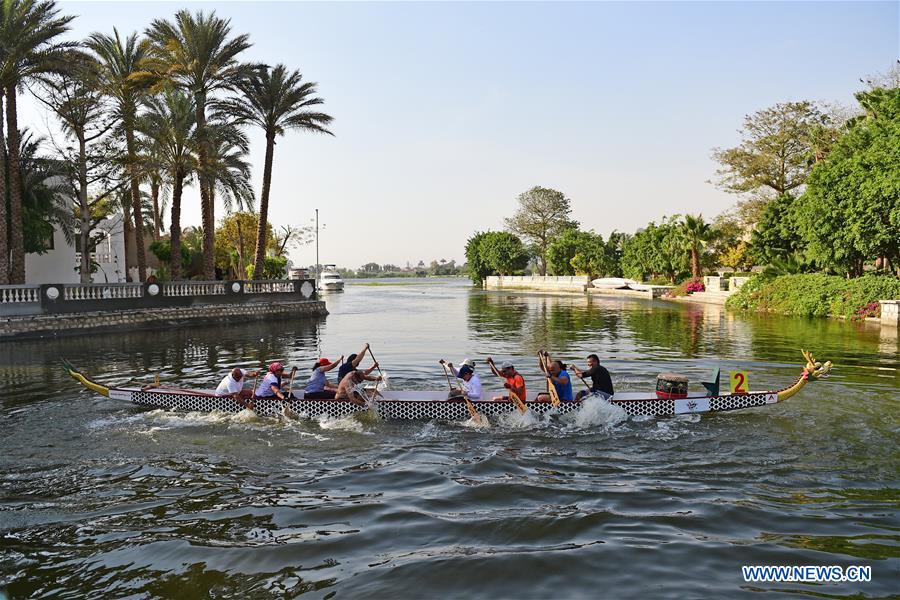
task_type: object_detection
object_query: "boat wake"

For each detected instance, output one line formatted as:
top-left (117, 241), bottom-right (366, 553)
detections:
top-left (563, 395), bottom-right (628, 430)
top-left (496, 408), bottom-right (544, 429)
top-left (315, 412), bottom-right (367, 433)
top-left (459, 412), bottom-right (491, 429)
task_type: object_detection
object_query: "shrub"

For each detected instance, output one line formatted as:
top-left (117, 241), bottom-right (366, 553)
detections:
top-left (668, 278), bottom-right (705, 297)
top-left (726, 273), bottom-right (900, 318)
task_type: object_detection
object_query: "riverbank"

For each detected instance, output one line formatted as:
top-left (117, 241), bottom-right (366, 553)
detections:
top-left (0, 300), bottom-right (327, 341)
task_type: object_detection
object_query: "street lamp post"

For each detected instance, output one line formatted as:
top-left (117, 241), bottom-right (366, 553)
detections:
top-left (315, 208), bottom-right (319, 281)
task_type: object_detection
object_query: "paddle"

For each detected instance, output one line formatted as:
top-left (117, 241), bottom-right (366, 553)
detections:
top-left (538, 351), bottom-right (561, 407)
top-left (285, 366), bottom-right (297, 398)
top-left (485, 357), bottom-right (526, 414)
top-left (440, 360), bottom-right (481, 424)
top-left (366, 344), bottom-right (385, 401)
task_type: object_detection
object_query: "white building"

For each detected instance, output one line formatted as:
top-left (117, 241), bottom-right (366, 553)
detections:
top-left (25, 217), bottom-right (127, 284)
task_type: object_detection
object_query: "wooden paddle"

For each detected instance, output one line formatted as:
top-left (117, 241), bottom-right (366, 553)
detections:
top-left (366, 345), bottom-right (385, 401)
top-left (485, 357), bottom-right (526, 414)
top-left (440, 360), bottom-right (481, 424)
top-left (538, 351), bottom-right (561, 407)
top-left (285, 366), bottom-right (297, 398)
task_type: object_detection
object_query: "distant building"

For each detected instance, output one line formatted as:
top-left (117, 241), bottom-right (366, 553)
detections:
top-left (25, 217), bottom-right (127, 284)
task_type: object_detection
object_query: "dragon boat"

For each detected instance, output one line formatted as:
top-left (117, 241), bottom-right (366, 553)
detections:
top-left (64, 351), bottom-right (831, 421)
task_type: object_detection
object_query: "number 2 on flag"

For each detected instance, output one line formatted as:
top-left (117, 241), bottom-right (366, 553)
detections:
top-left (729, 371), bottom-right (749, 394)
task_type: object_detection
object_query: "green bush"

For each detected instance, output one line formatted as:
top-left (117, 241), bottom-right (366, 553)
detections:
top-left (726, 273), bottom-right (900, 318)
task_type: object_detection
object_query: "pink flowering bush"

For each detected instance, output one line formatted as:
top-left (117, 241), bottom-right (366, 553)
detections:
top-left (685, 279), bottom-right (705, 294)
top-left (854, 302), bottom-right (880, 320)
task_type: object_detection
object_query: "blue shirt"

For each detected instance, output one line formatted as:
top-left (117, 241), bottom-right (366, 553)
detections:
top-left (305, 367), bottom-right (327, 393)
top-left (556, 369), bottom-right (574, 401)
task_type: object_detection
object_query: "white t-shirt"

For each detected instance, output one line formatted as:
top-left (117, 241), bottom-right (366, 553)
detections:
top-left (462, 373), bottom-right (482, 399)
top-left (216, 369), bottom-right (247, 396)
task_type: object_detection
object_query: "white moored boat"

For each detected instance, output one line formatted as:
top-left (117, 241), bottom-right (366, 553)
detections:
top-left (318, 265), bottom-right (344, 292)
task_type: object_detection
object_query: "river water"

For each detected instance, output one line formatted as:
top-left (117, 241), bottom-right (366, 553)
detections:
top-left (1, 279), bottom-right (897, 598)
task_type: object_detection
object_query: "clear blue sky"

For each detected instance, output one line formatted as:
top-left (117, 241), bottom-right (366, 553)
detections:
top-left (22, 1), bottom-right (899, 268)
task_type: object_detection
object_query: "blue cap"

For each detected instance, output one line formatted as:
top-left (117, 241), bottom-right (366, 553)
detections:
top-left (458, 365), bottom-right (473, 378)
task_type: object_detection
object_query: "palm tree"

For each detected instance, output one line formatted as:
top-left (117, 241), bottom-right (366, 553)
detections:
top-left (0, 0), bottom-right (74, 283)
top-left (139, 90), bottom-right (197, 280)
top-left (205, 119), bottom-right (254, 216)
top-left (680, 214), bottom-right (713, 280)
top-left (145, 9), bottom-right (253, 280)
top-left (219, 64), bottom-right (333, 279)
top-left (87, 28), bottom-right (152, 282)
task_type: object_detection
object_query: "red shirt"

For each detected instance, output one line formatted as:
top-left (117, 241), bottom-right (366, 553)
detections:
top-left (504, 373), bottom-right (526, 402)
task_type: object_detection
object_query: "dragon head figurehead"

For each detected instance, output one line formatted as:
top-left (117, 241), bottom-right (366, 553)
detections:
top-left (801, 349), bottom-right (832, 380)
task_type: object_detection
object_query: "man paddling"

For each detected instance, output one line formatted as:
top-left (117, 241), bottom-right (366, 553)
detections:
top-left (486, 358), bottom-right (526, 404)
top-left (572, 354), bottom-right (615, 400)
top-left (441, 359), bottom-right (482, 399)
top-left (215, 367), bottom-right (259, 410)
top-left (537, 352), bottom-right (574, 402)
top-left (335, 362), bottom-right (383, 406)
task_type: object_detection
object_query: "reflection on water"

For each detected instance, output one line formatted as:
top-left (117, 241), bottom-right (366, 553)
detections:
top-left (1, 279), bottom-right (897, 598)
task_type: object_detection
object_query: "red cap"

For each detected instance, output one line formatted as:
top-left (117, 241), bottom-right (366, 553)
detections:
top-left (318, 358), bottom-right (330, 366)
top-left (269, 362), bottom-right (284, 373)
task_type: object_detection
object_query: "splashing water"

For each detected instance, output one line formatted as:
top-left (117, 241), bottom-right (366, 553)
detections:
top-left (497, 408), bottom-right (542, 429)
top-left (316, 413), bottom-right (365, 433)
top-left (460, 412), bottom-right (491, 429)
top-left (566, 395), bottom-right (628, 430)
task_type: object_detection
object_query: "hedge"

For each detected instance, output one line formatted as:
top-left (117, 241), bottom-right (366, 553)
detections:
top-left (725, 273), bottom-right (900, 318)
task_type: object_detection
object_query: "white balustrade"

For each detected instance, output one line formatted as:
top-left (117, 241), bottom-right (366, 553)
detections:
top-left (161, 281), bottom-right (226, 297)
top-left (63, 283), bottom-right (144, 301)
top-left (245, 280), bottom-right (295, 294)
top-left (0, 285), bottom-right (40, 304)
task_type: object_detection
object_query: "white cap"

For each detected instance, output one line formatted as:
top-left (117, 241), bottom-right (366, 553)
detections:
top-left (500, 361), bottom-right (514, 370)
top-left (461, 358), bottom-right (475, 368)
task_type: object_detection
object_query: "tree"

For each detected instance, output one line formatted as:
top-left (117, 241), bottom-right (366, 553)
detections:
top-left (272, 224), bottom-right (313, 257)
top-left (217, 64), bottom-right (333, 281)
top-left (17, 130), bottom-right (71, 254)
top-left (38, 55), bottom-right (127, 283)
top-left (546, 228), bottom-right (598, 275)
top-left (480, 231), bottom-right (529, 276)
top-left (504, 186), bottom-right (577, 275)
top-left (214, 212), bottom-right (275, 279)
top-left (679, 214), bottom-right (713, 280)
top-left (146, 9), bottom-right (253, 279)
top-left (712, 101), bottom-right (834, 200)
top-left (87, 29), bottom-right (152, 281)
top-left (139, 90), bottom-right (197, 280)
top-left (0, 0), bottom-right (74, 283)
top-left (794, 87), bottom-right (900, 277)
top-left (749, 194), bottom-right (804, 265)
top-left (464, 231), bottom-right (492, 284)
top-left (570, 231), bottom-right (625, 279)
top-left (620, 218), bottom-right (687, 283)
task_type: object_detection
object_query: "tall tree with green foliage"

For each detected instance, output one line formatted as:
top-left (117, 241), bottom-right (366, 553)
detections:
top-left (0, 0), bottom-right (74, 283)
top-left (679, 214), bottom-right (713, 280)
top-left (139, 90), bottom-right (197, 280)
top-left (794, 87), bottom-right (900, 276)
top-left (620, 218), bottom-right (687, 283)
top-left (712, 101), bottom-right (833, 199)
top-left (480, 231), bottom-right (529, 276)
top-left (464, 231), bottom-right (492, 284)
top-left (145, 9), bottom-right (253, 279)
top-left (750, 194), bottom-right (805, 265)
top-left (546, 228), bottom-right (598, 275)
top-left (87, 28), bottom-right (152, 281)
top-left (505, 186), bottom-right (577, 275)
top-left (217, 64), bottom-right (333, 281)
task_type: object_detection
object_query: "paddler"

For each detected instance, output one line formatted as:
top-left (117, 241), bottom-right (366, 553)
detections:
top-left (441, 359), bottom-right (482, 399)
top-left (304, 356), bottom-right (343, 399)
top-left (335, 362), bottom-right (383, 406)
top-left (486, 358), bottom-right (526, 403)
top-left (215, 367), bottom-right (258, 401)
top-left (572, 353), bottom-right (615, 400)
top-left (337, 343), bottom-right (370, 382)
top-left (255, 362), bottom-right (296, 400)
top-left (537, 352), bottom-right (574, 402)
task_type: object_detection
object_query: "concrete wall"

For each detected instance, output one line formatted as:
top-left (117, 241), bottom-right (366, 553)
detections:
top-left (0, 300), bottom-right (327, 341)
top-left (484, 275), bottom-right (590, 293)
top-left (880, 300), bottom-right (899, 327)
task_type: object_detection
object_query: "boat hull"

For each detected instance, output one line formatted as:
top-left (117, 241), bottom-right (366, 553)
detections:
top-left (110, 387), bottom-right (780, 419)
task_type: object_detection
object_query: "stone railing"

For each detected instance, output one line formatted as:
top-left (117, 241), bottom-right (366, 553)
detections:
top-left (484, 275), bottom-right (590, 292)
top-left (0, 279), bottom-right (317, 317)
